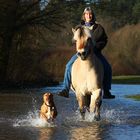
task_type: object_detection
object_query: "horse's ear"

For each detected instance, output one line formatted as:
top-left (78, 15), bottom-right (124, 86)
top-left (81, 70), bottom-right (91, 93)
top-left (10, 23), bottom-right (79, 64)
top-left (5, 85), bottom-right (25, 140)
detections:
top-left (72, 28), bottom-right (76, 34)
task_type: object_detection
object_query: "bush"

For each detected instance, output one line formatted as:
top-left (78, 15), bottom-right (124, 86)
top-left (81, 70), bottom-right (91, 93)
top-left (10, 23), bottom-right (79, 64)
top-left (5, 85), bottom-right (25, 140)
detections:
top-left (105, 23), bottom-right (140, 75)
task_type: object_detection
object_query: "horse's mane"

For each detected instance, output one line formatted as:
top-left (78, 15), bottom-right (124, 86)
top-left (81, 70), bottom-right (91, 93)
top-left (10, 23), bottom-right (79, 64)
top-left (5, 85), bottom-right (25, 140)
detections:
top-left (74, 25), bottom-right (91, 39)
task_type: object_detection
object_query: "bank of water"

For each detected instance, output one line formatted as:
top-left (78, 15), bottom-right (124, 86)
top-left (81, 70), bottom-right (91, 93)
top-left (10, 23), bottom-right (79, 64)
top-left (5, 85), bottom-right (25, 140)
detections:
top-left (0, 84), bottom-right (140, 140)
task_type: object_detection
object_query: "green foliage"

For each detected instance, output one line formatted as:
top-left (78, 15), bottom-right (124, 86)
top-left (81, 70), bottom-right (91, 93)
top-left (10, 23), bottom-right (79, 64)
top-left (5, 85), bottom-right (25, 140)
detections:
top-left (92, 0), bottom-right (140, 28)
top-left (132, 1), bottom-right (140, 23)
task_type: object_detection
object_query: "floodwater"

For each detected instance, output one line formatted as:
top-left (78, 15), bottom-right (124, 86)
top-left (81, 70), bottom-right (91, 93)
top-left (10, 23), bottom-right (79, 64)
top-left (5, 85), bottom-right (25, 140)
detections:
top-left (0, 84), bottom-right (140, 140)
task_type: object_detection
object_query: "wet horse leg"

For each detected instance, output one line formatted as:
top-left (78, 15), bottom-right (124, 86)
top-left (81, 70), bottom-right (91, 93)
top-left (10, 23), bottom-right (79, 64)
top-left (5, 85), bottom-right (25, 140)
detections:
top-left (90, 89), bottom-right (102, 121)
top-left (84, 95), bottom-right (91, 112)
top-left (76, 94), bottom-right (85, 119)
top-left (84, 95), bottom-right (91, 108)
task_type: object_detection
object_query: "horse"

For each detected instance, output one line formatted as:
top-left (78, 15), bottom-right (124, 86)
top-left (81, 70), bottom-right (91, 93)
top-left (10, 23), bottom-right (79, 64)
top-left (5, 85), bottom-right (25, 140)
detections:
top-left (71, 26), bottom-right (104, 121)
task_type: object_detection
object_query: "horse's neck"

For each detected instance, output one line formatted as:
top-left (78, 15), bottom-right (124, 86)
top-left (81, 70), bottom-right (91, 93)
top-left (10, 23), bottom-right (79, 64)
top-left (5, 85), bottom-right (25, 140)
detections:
top-left (81, 53), bottom-right (97, 65)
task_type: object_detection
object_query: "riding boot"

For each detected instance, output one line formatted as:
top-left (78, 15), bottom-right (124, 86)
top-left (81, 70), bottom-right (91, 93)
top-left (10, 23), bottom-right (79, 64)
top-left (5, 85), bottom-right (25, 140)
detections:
top-left (58, 89), bottom-right (69, 98)
top-left (103, 90), bottom-right (115, 99)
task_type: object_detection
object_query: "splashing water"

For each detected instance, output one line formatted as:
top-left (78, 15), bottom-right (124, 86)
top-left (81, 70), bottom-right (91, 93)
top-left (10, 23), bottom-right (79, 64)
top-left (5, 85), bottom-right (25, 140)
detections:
top-left (11, 94), bottom-right (126, 129)
top-left (13, 110), bottom-right (57, 128)
top-left (64, 107), bottom-right (129, 125)
top-left (12, 96), bottom-right (57, 128)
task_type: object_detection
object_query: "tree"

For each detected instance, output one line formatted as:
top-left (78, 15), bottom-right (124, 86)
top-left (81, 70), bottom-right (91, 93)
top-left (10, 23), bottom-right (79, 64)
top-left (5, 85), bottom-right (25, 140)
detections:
top-left (132, 1), bottom-right (140, 23)
top-left (92, 0), bottom-right (139, 28)
top-left (0, 0), bottom-right (68, 82)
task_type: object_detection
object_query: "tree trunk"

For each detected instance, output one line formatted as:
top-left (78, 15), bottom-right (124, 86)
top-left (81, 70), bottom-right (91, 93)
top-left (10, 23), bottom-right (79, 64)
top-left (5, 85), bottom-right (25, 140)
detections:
top-left (0, 34), bottom-right (13, 83)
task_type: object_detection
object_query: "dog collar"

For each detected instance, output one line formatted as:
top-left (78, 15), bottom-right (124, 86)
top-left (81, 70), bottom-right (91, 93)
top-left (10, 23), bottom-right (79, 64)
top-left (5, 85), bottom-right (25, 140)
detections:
top-left (45, 103), bottom-right (53, 107)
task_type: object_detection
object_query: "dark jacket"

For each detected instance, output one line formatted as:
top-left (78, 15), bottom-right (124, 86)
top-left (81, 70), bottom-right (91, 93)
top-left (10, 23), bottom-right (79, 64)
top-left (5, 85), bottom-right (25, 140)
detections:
top-left (81, 22), bottom-right (108, 53)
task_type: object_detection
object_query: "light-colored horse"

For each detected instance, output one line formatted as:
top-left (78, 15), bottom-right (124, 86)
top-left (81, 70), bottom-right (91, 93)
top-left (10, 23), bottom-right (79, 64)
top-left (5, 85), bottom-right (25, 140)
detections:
top-left (71, 26), bottom-right (104, 121)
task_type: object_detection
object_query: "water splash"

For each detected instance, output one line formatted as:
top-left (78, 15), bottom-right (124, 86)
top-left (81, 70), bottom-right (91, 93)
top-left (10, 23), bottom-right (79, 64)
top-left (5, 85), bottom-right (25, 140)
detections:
top-left (13, 96), bottom-right (57, 128)
top-left (101, 107), bottom-right (129, 124)
top-left (13, 110), bottom-right (57, 128)
top-left (64, 107), bottom-right (129, 124)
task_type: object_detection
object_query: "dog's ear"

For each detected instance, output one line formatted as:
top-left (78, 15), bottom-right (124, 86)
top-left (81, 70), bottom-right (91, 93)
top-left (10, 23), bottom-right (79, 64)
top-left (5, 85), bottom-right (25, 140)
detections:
top-left (47, 92), bottom-right (53, 96)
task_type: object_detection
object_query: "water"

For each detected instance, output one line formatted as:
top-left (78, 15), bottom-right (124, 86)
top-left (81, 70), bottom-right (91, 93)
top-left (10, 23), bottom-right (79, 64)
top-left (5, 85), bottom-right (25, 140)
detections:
top-left (0, 84), bottom-right (140, 140)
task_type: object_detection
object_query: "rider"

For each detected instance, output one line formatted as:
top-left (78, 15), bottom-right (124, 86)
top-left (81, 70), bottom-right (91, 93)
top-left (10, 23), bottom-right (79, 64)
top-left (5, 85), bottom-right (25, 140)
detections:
top-left (58, 7), bottom-right (115, 99)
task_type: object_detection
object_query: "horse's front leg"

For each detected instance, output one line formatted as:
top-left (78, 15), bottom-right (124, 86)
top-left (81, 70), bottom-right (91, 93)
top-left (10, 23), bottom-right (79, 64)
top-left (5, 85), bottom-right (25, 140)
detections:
top-left (90, 89), bottom-right (102, 121)
top-left (76, 94), bottom-right (85, 119)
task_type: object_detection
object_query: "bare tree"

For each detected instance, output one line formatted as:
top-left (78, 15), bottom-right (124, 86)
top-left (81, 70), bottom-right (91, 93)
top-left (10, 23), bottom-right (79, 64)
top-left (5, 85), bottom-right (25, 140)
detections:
top-left (0, 0), bottom-right (67, 82)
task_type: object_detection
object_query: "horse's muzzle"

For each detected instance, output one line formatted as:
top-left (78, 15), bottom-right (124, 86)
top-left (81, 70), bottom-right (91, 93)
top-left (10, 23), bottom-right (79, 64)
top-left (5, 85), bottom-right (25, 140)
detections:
top-left (77, 51), bottom-right (88, 60)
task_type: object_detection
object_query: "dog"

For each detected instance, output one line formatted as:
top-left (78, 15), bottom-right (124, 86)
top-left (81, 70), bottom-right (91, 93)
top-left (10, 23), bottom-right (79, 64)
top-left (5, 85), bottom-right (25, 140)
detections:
top-left (40, 92), bottom-right (57, 122)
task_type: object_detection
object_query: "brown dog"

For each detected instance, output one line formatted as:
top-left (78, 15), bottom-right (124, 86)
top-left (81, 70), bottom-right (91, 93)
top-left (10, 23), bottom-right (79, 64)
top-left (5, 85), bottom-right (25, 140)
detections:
top-left (40, 92), bottom-right (57, 122)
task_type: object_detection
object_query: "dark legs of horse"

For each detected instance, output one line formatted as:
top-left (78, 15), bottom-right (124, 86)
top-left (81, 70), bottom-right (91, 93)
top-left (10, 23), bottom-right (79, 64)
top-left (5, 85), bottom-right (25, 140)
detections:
top-left (76, 95), bottom-right (86, 120)
top-left (84, 95), bottom-right (91, 108)
top-left (94, 100), bottom-right (102, 121)
top-left (90, 89), bottom-right (102, 121)
top-left (78, 93), bottom-right (102, 121)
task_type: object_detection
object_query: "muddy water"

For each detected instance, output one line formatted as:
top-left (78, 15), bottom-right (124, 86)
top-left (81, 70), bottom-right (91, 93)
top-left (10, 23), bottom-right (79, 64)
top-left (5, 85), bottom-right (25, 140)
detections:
top-left (0, 84), bottom-right (140, 140)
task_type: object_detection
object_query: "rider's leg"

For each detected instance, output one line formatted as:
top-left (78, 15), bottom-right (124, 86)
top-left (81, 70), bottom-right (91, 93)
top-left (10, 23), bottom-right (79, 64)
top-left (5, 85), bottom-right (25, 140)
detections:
top-left (58, 54), bottom-right (78, 98)
top-left (96, 53), bottom-right (115, 99)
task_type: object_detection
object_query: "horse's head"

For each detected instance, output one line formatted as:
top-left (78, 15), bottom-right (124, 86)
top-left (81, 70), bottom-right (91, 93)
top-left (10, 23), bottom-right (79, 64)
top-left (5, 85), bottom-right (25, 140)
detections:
top-left (72, 26), bottom-right (93, 60)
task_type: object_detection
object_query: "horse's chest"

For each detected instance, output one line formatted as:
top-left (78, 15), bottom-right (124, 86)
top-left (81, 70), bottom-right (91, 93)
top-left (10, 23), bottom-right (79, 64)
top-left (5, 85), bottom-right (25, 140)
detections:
top-left (76, 69), bottom-right (98, 91)
top-left (80, 78), bottom-right (96, 90)
top-left (79, 68), bottom-right (97, 83)
top-left (72, 60), bottom-right (102, 93)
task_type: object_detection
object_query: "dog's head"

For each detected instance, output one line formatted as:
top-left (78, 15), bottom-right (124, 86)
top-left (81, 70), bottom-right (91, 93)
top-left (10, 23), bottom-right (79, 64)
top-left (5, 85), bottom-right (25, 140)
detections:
top-left (43, 92), bottom-right (54, 105)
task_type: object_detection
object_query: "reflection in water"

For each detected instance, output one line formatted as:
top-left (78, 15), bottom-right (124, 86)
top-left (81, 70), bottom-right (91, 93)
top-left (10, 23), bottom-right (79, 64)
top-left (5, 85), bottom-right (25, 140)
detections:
top-left (0, 84), bottom-right (140, 140)
top-left (39, 128), bottom-right (55, 140)
top-left (70, 124), bottom-right (103, 140)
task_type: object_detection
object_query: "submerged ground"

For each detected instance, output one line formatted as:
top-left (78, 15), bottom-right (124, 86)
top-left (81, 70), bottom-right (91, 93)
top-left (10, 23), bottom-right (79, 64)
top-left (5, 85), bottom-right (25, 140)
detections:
top-left (0, 84), bottom-right (140, 140)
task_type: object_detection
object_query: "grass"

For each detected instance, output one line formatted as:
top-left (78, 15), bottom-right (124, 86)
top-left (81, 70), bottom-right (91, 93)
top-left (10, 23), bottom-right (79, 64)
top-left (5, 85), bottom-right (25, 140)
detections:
top-left (112, 75), bottom-right (140, 84)
top-left (125, 94), bottom-right (140, 101)
top-left (114, 75), bottom-right (140, 101)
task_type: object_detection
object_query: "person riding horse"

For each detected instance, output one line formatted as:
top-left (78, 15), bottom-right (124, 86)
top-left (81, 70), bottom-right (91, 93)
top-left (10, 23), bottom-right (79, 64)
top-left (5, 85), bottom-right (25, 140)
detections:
top-left (58, 7), bottom-right (115, 99)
